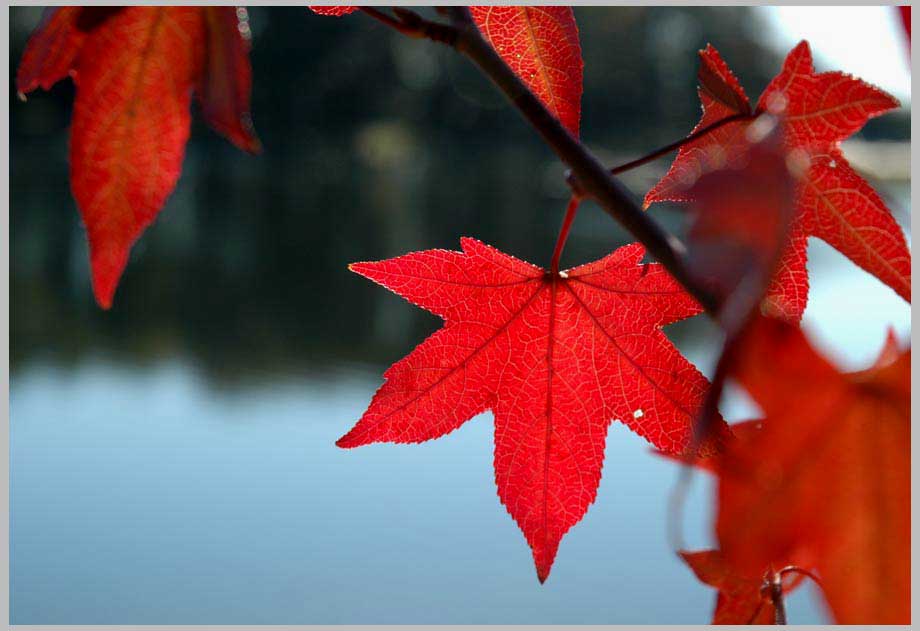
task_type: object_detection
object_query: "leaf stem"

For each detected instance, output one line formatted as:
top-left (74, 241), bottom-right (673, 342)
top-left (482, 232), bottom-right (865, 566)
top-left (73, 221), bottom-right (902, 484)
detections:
top-left (770, 578), bottom-right (788, 625)
top-left (550, 195), bottom-right (581, 275)
top-left (609, 111), bottom-right (760, 176)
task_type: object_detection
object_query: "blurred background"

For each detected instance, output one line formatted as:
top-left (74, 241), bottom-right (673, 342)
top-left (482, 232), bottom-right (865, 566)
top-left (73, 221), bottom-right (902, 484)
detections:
top-left (10, 6), bottom-right (911, 625)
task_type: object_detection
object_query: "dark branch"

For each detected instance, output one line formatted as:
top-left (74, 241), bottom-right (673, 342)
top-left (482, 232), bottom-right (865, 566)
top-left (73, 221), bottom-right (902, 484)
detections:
top-left (359, 5), bottom-right (721, 315)
top-left (359, 7), bottom-right (458, 44)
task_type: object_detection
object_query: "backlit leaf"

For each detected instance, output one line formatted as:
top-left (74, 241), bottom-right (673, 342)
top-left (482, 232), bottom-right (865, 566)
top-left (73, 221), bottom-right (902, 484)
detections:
top-left (340, 238), bottom-right (727, 581)
top-left (646, 42), bottom-right (908, 319)
top-left (470, 7), bottom-right (583, 136)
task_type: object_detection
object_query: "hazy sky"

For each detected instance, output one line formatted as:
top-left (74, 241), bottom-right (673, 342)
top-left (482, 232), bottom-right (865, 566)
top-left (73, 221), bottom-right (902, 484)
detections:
top-left (761, 6), bottom-right (911, 102)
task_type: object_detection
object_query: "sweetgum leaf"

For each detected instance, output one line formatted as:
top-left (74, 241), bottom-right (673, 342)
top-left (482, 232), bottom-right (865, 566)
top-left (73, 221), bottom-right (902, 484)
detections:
top-left (308, 7), bottom-right (358, 17)
top-left (695, 44), bottom-right (750, 116)
top-left (718, 317), bottom-right (910, 624)
top-left (16, 7), bottom-right (119, 94)
top-left (199, 7), bottom-right (261, 153)
top-left (664, 422), bottom-right (815, 625)
top-left (470, 7), bottom-right (583, 136)
top-left (340, 239), bottom-right (728, 582)
top-left (646, 41), bottom-right (908, 320)
top-left (18, 7), bottom-right (259, 308)
top-left (682, 120), bottom-right (798, 322)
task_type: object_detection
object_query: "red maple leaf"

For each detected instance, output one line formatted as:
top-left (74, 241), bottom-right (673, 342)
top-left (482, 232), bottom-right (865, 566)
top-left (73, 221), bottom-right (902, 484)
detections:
top-left (681, 120), bottom-right (799, 322)
top-left (662, 421), bottom-right (816, 624)
top-left (340, 238), bottom-right (727, 582)
top-left (18, 7), bottom-right (260, 308)
top-left (470, 7), bottom-right (583, 136)
top-left (680, 549), bottom-right (813, 625)
top-left (646, 42), bottom-right (908, 320)
top-left (308, 6), bottom-right (358, 17)
top-left (717, 317), bottom-right (910, 624)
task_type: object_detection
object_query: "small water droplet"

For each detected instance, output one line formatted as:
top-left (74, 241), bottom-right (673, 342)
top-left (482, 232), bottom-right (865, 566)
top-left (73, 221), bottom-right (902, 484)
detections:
top-left (829, 159), bottom-right (836, 168)
top-left (558, 270), bottom-right (569, 279)
top-left (633, 409), bottom-right (644, 419)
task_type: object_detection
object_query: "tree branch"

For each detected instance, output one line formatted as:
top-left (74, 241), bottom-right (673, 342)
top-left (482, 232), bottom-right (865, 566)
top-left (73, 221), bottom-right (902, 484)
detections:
top-left (445, 8), bottom-right (719, 313)
top-left (360, 7), bottom-right (720, 315)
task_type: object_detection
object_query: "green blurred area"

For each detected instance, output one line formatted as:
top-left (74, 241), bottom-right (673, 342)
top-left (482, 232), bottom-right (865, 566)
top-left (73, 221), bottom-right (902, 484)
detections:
top-left (9, 7), bottom-right (909, 380)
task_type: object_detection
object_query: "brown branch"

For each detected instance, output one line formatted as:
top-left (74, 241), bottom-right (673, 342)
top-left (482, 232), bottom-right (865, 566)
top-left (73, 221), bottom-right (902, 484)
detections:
top-left (359, 6), bottom-right (720, 315)
top-left (609, 111), bottom-right (760, 176)
top-left (359, 7), bottom-right (458, 44)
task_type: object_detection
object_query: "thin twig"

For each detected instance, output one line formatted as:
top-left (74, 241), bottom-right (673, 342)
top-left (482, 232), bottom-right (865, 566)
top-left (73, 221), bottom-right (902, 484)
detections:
top-left (609, 111), bottom-right (760, 176)
top-left (778, 565), bottom-right (824, 590)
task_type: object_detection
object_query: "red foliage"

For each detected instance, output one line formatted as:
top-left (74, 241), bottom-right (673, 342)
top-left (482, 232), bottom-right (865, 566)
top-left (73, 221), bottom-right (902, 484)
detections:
top-left (17, 11), bottom-right (910, 622)
top-left (717, 317), bottom-right (910, 623)
top-left (308, 7), bottom-right (358, 17)
top-left (647, 42), bottom-right (908, 320)
top-left (341, 239), bottom-right (728, 581)
top-left (470, 7), bottom-right (583, 136)
top-left (681, 122), bottom-right (799, 317)
top-left (18, 7), bottom-right (258, 308)
top-left (680, 549), bottom-right (810, 624)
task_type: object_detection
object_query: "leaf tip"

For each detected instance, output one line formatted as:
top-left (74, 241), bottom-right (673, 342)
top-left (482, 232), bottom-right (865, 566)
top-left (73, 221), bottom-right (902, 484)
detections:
top-left (698, 42), bottom-right (720, 59)
top-left (641, 196), bottom-right (654, 210)
top-left (240, 133), bottom-right (263, 155)
top-left (348, 260), bottom-right (384, 283)
top-left (90, 264), bottom-right (119, 310)
top-left (93, 288), bottom-right (114, 310)
top-left (335, 430), bottom-right (361, 449)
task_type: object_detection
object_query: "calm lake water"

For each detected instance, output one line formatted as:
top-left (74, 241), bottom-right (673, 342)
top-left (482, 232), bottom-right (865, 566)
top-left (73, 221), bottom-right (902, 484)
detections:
top-left (11, 240), bottom-right (909, 624)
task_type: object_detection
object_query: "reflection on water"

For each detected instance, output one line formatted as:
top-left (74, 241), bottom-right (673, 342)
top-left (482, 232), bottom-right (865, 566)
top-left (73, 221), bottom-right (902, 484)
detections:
top-left (11, 358), bottom-right (827, 625)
